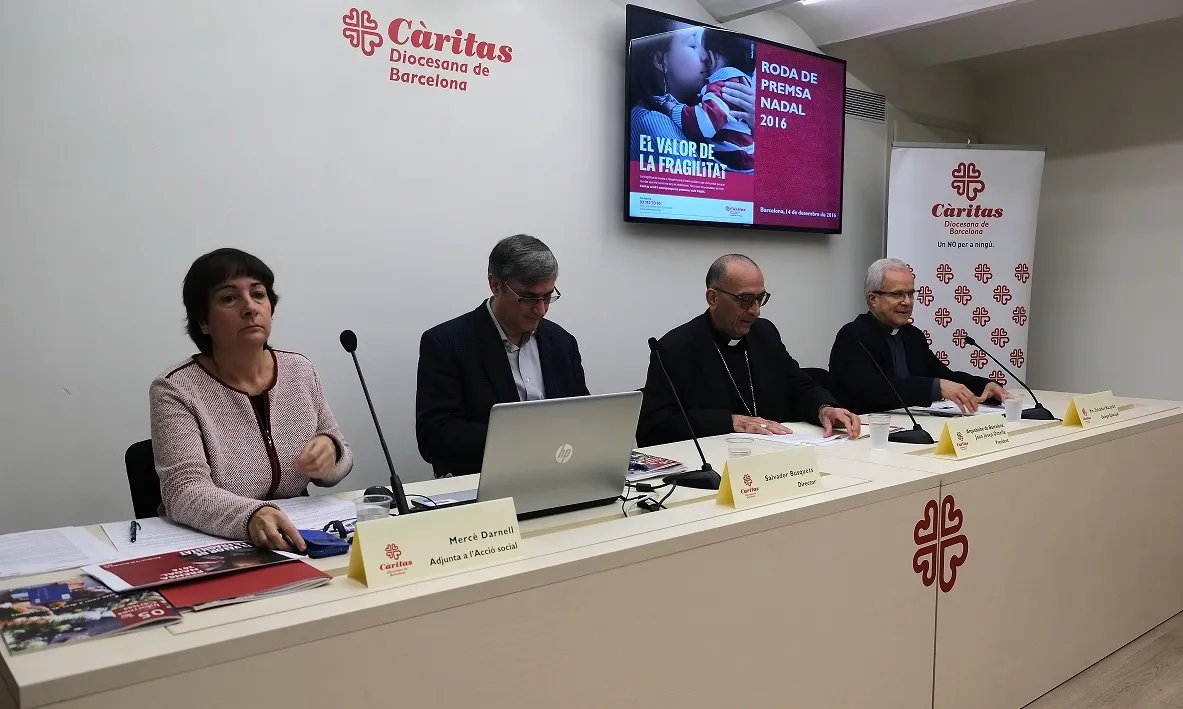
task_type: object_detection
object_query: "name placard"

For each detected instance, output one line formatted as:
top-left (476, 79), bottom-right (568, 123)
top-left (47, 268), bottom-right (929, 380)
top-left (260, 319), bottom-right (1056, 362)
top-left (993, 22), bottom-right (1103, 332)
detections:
top-left (347, 498), bottom-right (521, 589)
top-left (717, 447), bottom-right (821, 509)
top-left (935, 412), bottom-right (1012, 459)
top-left (1063, 390), bottom-right (1120, 429)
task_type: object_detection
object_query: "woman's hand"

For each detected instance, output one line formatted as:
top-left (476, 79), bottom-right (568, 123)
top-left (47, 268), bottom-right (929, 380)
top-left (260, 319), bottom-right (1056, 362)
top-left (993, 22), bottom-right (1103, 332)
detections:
top-left (721, 82), bottom-right (756, 127)
top-left (296, 435), bottom-right (337, 480)
top-left (248, 506), bottom-right (305, 553)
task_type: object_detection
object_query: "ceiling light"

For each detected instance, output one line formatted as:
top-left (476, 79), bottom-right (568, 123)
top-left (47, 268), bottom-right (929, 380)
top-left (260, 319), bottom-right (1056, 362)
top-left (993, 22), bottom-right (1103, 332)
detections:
top-left (800, 0), bottom-right (828, 5)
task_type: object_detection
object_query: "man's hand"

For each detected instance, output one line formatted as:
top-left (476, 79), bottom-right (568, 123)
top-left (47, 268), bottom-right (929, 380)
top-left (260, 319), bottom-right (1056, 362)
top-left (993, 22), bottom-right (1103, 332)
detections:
top-left (296, 435), bottom-right (337, 480)
top-left (819, 406), bottom-right (861, 438)
top-left (980, 382), bottom-right (1009, 403)
top-left (732, 415), bottom-right (791, 435)
top-left (248, 506), bottom-right (306, 553)
top-left (940, 380), bottom-right (979, 414)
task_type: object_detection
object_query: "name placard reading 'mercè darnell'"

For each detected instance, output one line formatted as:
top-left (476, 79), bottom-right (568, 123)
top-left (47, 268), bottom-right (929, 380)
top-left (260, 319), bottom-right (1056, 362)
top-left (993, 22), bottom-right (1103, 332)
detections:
top-left (717, 446), bottom-right (822, 509)
top-left (1063, 390), bottom-right (1120, 429)
top-left (348, 497), bottom-right (521, 589)
top-left (935, 412), bottom-right (1012, 459)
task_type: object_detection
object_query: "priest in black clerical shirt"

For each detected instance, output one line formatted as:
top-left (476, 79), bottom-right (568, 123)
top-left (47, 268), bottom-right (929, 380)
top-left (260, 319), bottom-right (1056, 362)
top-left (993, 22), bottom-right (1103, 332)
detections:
top-left (637, 254), bottom-right (860, 447)
top-left (828, 257), bottom-right (1008, 415)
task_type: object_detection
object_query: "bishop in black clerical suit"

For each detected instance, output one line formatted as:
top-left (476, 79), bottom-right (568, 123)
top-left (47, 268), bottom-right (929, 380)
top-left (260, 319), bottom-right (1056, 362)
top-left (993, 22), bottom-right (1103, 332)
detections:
top-left (828, 258), bottom-right (1007, 415)
top-left (637, 255), bottom-right (860, 447)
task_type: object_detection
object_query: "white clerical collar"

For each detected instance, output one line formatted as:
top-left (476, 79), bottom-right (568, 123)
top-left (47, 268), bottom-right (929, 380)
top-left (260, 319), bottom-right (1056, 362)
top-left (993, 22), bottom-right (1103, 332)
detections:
top-left (891, 328), bottom-right (899, 336)
top-left (727, 338), bottom-right (742, 347)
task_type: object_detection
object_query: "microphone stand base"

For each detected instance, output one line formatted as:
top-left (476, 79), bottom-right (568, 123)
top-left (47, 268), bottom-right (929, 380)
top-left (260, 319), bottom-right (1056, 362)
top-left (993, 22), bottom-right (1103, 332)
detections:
top-left (664, 465), bottom-right (721, 490)
top-left (1022, 405), bottom-right (1057, 421)
top-left (889, 426), bottom-right (936, 445)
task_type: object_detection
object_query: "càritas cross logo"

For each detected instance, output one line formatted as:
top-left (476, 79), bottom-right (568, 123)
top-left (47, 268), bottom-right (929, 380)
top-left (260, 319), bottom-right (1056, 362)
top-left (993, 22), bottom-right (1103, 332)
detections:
top-left (385, 543), bottom-right (401, 560)
top-left (951, 162), bottom-right (986, 201)
top-left (742, 474), bottom-right (753, 487)
top-left (931, 162), bottom-right (1003, 220)
top-left (913, 496), bottom-right (969, 593)
top-left (555, 444), bottom-right (573, 464)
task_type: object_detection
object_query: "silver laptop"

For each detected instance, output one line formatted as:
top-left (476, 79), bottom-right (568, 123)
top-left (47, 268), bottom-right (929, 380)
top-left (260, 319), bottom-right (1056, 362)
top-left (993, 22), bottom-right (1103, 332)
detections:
top-left (475, 391), bottom-right (642, 519)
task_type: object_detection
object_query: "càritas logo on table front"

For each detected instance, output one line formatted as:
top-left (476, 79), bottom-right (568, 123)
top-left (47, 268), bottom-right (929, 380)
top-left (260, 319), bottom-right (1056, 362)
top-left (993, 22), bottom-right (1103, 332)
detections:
top-left (739, 473), bottom-right (759, 498)
top-left (955, 431), bottom-right (969, 451)
top-left (380, 543), bottom-right (413, 575)
top-left (913, 496), bottom-right (969, 593)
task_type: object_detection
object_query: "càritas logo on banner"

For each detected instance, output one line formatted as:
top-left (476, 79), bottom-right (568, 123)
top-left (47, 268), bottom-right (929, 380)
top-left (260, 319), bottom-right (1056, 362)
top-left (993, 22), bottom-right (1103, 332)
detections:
top-left (886, 146), bottom-right (1045, 378)
top-left (340, 8), bottom-right (515, 93)
top-left (932, 162), bottom-right (1004, 238)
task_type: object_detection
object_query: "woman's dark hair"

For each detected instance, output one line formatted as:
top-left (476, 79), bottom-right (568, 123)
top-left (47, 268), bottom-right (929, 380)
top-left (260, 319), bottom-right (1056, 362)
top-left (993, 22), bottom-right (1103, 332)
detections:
top-left (182, 248), bottom-right (279, 355)
top-left (627, 16), bottom-right (688, 111)
top-left (703, 28), bottom-right (756, 76)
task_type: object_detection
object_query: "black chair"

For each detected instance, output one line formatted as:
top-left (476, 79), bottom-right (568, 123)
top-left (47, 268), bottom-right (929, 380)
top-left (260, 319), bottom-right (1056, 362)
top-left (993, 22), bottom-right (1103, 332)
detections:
top-left (125, 439), bottom-right (162, 519)
top-left (802, 367), bottom-right (833, 391)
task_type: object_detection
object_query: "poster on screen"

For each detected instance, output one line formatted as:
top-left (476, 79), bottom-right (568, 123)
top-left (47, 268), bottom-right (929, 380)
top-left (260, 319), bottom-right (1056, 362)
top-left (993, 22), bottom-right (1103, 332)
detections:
top-left (886, 146), bottom-right (1045, 383)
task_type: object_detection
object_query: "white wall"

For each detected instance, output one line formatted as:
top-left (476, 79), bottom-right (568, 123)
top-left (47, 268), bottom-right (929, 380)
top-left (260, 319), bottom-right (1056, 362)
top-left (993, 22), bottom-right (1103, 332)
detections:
top-left (825, 37), bottom-right (981, 132)
top-left (0, 0), bottom-right (887, 533)
top-left (978, 30), bottom-right (1183, 398)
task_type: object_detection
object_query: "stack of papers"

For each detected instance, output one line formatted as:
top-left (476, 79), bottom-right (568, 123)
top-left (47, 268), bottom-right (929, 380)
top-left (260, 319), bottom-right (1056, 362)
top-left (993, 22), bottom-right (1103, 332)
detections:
top-left (0, 527), bottom-right (119, 579)
top-left (759, 432), bottom-right (851, 447)
top-left (911, 401), bottom-right (1006, 417)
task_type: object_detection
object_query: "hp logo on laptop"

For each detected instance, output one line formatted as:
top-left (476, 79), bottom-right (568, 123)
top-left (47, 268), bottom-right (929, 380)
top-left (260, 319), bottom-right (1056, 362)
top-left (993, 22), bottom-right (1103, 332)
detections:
top-left (555, 444), bottom-right (574, 464)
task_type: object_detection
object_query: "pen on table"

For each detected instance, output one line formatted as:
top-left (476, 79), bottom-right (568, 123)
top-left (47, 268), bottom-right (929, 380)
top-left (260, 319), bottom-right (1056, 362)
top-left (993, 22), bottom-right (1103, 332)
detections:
top-left (129, 520), bottom-right (141, 543)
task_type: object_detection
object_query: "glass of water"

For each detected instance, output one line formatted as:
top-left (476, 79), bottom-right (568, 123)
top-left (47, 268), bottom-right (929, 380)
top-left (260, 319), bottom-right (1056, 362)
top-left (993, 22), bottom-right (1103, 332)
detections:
top-left (869, 413), bottom-right (892, 451)
top-left (726, 436), bottom-right (755, 459)
top-left (1004, 393), bottom-right (1024, 423)
top-left (354, 494), bottom-right (392, 523)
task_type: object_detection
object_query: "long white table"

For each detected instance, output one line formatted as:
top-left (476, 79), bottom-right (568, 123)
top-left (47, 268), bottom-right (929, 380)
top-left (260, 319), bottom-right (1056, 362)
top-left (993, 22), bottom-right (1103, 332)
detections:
top-left (1, 391), bottom-right (1179, 709)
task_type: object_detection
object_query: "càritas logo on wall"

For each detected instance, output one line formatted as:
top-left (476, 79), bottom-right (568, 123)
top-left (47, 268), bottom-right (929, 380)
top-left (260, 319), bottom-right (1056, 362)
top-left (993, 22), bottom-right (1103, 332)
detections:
top-left (341, 8), bottom-right (515, 93)
top-left (932, 161), bottom-right (1004, 238)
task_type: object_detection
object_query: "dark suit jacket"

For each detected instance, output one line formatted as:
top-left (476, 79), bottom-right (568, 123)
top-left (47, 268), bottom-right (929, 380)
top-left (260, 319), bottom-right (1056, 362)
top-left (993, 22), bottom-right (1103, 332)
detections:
top-left (636, 312), bottom-right (836, 447)
top-left (828, 312), bottom-right (993, 414)
top-left (416, 303), bottom-right (590, 476)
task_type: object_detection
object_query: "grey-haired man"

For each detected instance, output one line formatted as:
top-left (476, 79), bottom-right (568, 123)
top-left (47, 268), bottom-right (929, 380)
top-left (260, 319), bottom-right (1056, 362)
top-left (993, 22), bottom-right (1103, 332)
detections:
top-left (415, 234), bottom-right (589, 477)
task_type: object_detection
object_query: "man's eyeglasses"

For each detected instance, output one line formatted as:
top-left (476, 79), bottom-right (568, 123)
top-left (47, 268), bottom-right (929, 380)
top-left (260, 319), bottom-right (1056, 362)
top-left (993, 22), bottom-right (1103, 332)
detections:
top-left (503, 283), bottom-right (562, 305)
top-left (714, 288), bottom-right (771, 310)
top-left (872, 290), bottom-right (916, 302)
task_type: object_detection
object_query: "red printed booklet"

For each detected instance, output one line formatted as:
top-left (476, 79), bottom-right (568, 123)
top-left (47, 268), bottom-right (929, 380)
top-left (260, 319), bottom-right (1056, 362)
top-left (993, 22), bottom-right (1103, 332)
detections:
top-left (0, 576), bottom-right (180, 655)
top-left (160, 560), bottom-right (332, 611)
top-left (82, 541), bottom-right (297, 592)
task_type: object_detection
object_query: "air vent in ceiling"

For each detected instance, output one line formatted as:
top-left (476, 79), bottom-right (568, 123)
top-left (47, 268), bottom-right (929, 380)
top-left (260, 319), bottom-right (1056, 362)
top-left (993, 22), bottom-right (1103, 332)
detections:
top-left (845, 87), bottom-right (887, 123)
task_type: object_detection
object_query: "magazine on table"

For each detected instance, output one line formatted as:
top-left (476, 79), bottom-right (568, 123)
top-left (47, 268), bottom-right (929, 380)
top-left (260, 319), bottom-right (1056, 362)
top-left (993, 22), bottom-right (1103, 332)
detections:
top-left (83, 541), bottom-right (299, 593)
top-left (0, 576), bottom-right (180, 655)
top-left (627, 451), bottom-right (686, 482)
top-left (160, 560), bottom-right (332, 611)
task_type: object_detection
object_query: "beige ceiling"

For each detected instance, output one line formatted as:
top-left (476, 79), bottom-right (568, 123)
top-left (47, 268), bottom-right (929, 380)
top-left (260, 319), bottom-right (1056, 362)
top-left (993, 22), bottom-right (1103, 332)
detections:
top-left (700, 0), bottom-right (1183, 68)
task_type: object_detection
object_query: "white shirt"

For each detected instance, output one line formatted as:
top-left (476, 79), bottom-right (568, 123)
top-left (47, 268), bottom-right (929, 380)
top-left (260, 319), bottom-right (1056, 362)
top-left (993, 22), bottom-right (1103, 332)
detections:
top-left (486, 299), bottom-right (546, 402)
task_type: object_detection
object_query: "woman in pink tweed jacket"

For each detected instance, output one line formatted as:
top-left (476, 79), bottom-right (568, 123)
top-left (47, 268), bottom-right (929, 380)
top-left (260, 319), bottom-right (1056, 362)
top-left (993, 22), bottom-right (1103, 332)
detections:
top-left (150, 249), bottom-right (354, 551)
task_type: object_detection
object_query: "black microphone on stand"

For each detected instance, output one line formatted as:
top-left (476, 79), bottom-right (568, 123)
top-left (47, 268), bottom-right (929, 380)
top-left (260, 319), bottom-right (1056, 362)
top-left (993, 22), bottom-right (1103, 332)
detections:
top-left (647, 338), bottom-right (721, 490)
top-left (963, 335), bottom-right (1056, 420)
top-left (856, 340), bottom-right (935, 444)
top-left (339, 329), bottom-right (411, 516)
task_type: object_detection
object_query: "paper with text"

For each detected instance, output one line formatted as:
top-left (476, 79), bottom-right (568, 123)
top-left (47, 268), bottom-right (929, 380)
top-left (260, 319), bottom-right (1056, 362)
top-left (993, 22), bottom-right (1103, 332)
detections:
top-left (103, 517), bottom-right (228, 558)
top-left (1063, 391), bottom-right (1119, 429)
top-left (348, 498), bottom-right (521, 589)
top-left (717, 447), bottom-right (822, 509)
top-left (0, 527), bottom-right (119, 579)
top-left (934, 413), bottom-right (1012, 458)
top-left (272, 496), bottom-right (356, 529)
